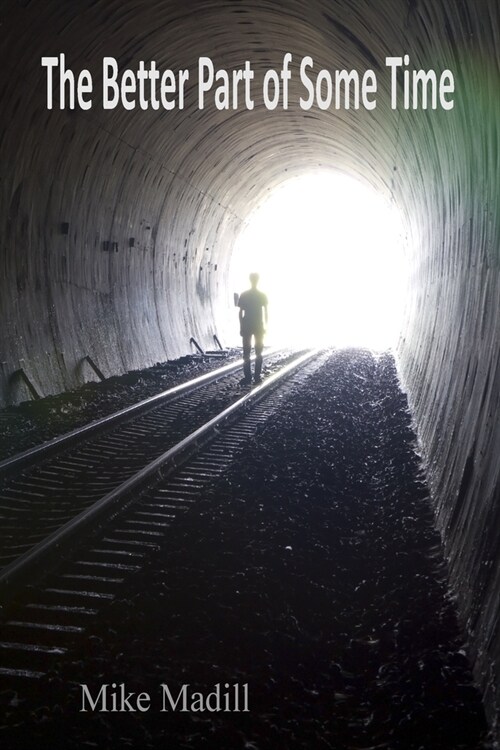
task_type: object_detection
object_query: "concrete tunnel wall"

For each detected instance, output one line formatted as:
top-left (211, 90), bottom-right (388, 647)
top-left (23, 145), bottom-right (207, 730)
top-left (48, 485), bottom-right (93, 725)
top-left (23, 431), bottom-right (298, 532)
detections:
top-left (1, 0), bottom-right (499, 734)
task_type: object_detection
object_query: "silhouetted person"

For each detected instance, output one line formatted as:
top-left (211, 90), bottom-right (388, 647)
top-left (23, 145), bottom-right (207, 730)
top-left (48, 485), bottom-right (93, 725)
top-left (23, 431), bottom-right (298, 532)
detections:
top-left (238, 272), bottom-right (268, 385)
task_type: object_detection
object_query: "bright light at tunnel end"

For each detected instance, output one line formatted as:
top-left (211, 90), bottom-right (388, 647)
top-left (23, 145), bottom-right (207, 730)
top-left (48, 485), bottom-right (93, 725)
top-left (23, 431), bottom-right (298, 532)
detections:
top-left (230, 170), bottom-right (408, 352)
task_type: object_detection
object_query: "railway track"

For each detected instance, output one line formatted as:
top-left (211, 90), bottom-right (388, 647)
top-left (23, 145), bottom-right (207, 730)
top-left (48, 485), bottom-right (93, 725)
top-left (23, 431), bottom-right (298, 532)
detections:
top-left (0, 349), bottom-right (330, 686)
top-left (0, 349), bottom-right (298, 578)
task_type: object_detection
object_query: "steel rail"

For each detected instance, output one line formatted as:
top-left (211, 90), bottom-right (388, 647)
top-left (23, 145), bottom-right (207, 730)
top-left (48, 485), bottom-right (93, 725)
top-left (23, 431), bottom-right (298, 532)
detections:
top-left (0, 349), bottom-right (280, 477)
top-left (0, 349), bottom-right (319, 595)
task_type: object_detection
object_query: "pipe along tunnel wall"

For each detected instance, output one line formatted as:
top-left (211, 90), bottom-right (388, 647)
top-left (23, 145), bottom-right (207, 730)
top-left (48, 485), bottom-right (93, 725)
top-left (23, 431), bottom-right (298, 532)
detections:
top-left (0, 0), bottom-right (499, 735)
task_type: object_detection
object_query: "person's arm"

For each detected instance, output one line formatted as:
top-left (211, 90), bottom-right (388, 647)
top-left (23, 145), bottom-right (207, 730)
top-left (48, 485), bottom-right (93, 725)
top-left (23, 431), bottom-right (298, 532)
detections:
top-left (263, 298), bottom-right (268, 328)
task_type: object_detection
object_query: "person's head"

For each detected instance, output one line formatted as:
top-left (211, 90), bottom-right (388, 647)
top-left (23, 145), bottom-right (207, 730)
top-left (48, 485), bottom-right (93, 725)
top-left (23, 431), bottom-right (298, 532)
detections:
top-left (249, 272), bottom-right (259, 288)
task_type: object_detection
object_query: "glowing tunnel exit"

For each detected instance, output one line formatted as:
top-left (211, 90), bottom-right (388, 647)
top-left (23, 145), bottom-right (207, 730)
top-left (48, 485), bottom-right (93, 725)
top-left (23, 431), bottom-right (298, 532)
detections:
top-left (230, 171), bottom-right (408, 351)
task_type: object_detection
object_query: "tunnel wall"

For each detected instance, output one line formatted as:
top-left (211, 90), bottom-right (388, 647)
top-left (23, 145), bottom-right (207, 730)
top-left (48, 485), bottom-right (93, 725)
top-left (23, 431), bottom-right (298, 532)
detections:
top-left (392, 11), bottom-right (500, 727)
top-left (0, 0), bottom-right (254, 406)
top-left (1, 151), bottom-right (232, 403)
top-left (0, 93), bottom-right (241, 404)
top-left (1, 0), bottom-right (499, 736)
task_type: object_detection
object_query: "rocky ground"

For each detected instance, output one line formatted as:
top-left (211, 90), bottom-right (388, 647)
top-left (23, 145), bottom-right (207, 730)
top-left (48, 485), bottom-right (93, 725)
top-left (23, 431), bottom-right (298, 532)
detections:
top-left (0, 348), bottom-right (492, 749)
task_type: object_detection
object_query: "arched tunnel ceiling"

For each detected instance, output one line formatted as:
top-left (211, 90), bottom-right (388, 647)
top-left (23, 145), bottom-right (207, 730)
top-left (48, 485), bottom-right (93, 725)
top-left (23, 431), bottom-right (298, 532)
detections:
top-left (5, 0), bottom-right (482, 209)
top-left (1, 0), bottom-right (500, 734)
top-left (2, 0), bottom-right (496, 383)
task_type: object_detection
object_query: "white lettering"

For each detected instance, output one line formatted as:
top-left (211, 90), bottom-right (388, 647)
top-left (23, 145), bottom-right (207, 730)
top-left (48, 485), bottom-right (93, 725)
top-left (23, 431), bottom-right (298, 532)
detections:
top-left (280, 52), bottom-right (292, 109)
top-left (41, 56), bottom-right (58, 109)
top-left (439, 70), bottom-right (454, 110)
top-left (334, 69), bottom-right (360, 110)
top-left (386, 56), bottom-right (402, 109)
top-left (103, 57), bottom-right (120, 109)
top-left (362, 69), bottom-right (377, 109)
top-left (198, 56), bottom-right (214, 109)
top-left (299, 56), bottom-right (315, 110)
top-left (263, 69), bottom-right (280, 109)
top-left (161, 684), bottom-right (188, 711)
top-left (80, 684), bottom-right (107, 712)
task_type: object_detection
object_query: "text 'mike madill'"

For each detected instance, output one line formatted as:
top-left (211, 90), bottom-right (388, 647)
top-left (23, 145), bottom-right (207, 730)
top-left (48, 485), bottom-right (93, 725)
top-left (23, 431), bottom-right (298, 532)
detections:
top-left (80, 682), bottom-right (250, 713)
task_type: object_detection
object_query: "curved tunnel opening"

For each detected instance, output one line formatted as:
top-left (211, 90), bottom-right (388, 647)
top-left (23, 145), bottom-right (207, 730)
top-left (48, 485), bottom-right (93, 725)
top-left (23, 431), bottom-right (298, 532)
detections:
top-left (229, 170), bottom-right (408, 350)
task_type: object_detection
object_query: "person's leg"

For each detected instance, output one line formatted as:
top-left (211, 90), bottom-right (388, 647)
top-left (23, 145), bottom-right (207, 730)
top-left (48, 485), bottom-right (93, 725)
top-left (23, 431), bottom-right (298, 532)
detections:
top-left (242, 333), bottom-right (252, 382)
top-left (254, 332), bottom-right (264, 380)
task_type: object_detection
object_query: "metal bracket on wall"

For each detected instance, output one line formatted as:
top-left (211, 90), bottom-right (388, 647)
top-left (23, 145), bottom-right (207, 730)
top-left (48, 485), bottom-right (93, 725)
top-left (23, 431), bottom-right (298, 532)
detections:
top-left (189, 337), bottom-right (205, 355)
top-left (190, 337), bottom-right (225, 358)
top-left (10, 368), bottom-right (41, 400)
top-left (83, 355), bottom-right (106, 381)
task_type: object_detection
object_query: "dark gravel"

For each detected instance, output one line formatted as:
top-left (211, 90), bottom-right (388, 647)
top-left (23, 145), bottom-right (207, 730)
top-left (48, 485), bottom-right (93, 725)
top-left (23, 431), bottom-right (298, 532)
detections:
top-left (0, 348), bottom-right (492, 749)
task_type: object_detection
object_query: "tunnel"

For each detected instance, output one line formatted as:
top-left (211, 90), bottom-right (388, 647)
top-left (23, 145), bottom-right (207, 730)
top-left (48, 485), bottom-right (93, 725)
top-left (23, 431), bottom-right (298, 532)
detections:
top-left (1, 0), bottom-right (499, 739)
